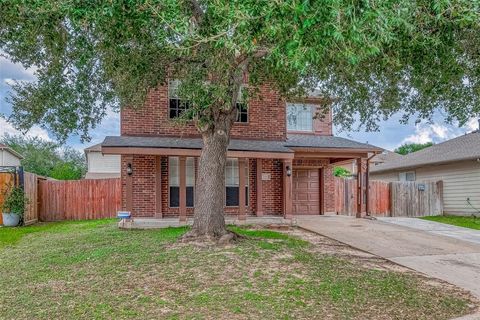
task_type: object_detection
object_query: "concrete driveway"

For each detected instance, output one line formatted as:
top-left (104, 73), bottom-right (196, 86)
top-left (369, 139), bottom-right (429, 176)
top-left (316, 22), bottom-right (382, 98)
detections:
top-left (296, 215), bottom-right (480, 298)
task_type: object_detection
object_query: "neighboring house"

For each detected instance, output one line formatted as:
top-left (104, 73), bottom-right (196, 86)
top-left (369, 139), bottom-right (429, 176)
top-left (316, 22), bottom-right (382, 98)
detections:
top-left (0, 143), bottom-right (23, 167)
top-left (84, 143), bottom-right (121, 179)
top-left (102, 81), bottom-right (381, 219)
top-left (338, 150), bottom-right (402, 175)
top-left (370, 130), bottom-right (480, 215)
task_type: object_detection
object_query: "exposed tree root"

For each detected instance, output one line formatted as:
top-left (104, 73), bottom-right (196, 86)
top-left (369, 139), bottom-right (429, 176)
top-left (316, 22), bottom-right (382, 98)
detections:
top-left (180, 229), bottom-right (244, 245)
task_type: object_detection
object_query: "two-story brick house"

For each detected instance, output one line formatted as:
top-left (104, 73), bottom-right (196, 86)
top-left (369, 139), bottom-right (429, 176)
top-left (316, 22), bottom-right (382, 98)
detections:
top-left (102, 81), bottom-right (381, 221)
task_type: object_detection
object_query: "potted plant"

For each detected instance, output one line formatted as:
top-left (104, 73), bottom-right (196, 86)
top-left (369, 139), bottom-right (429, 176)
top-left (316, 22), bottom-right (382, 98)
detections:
top-left (1, 186), bottom-right (28, 227)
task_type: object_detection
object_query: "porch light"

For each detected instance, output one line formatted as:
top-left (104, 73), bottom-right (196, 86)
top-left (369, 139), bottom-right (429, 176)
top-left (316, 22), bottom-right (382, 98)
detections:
top-left (127, 163), bottom-right (133, 176)
top-left (286, 165), bottom-right (292, 177)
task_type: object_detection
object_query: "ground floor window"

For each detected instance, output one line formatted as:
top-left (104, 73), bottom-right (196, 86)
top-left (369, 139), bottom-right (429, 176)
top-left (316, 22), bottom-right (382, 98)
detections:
top-left (399, 171), bottom-right (416, 182)
top-left (186, 157), bottom-right (195, 207)
top-left (169, 157), bottom-right (195, 207)
top-left (225, 158), bottom-right (249, 207)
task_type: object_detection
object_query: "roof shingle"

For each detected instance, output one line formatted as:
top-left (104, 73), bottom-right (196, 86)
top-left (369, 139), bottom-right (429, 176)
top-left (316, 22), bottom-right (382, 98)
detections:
top-left (371, 131), bottom-right (480, 173)
top-left (103, 134), bottom-right (381, 153)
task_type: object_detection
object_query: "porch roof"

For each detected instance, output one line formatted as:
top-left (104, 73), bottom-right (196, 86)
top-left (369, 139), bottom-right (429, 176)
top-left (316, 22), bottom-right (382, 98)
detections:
top-left (285, 134), bottom-right (382, 152)
top-left (101, 134), bottom-right (381, 159)
top-left (103, 135), bottom-right (292, 153)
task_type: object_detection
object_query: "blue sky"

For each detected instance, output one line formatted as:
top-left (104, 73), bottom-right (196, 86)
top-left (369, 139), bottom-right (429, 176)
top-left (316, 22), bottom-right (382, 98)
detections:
top-left (1, 56), bottom-right (478, 152)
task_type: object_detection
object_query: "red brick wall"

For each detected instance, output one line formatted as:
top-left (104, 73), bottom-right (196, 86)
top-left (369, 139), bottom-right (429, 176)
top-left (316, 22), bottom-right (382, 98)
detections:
top-left (292, 158), bottom-right (335, 213)
top-left (121, 155), bottom-right (157, 217)
top-left (260, 159), bottom-right (284, 214)
top-left (121, 83), bottom-right (287, 140)
top-left (313, 108), bottom-right (333, 136)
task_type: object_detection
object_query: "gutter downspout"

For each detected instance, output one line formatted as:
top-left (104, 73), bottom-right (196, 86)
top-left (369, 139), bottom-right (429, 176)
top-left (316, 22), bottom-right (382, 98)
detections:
top-left (365, 151), bottom-right (380, 216)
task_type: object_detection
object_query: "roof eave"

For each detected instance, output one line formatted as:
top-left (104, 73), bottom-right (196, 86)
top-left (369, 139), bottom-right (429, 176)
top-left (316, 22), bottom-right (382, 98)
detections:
top-left (0, 147), bottom-right (24, 160)
top-left (371, 156), bottom-right (480, 174)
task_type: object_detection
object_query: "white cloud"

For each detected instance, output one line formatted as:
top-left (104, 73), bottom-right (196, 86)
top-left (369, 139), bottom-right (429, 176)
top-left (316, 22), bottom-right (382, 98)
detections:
top-left (399, 117), bottom-right (478, 147)
top-left (430, 124), bottom-right (449, 139)
top-left (0, 56), bottom-right (36, 81)
top-left (466, 118), bottom-right (479, 132)
top-left (0, 118), bottom-right (51, 141)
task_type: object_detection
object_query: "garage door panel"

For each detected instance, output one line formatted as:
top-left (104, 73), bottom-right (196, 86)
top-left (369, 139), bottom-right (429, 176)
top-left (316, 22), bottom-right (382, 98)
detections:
top-left (292, 168), bottom-right (321, 215)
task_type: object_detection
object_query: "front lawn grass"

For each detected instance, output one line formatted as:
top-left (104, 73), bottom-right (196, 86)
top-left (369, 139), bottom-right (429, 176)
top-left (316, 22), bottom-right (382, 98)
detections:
top-left (421, 215), bottom-right (480, 230)
top-left (0, 220), bottom-right (476, 319)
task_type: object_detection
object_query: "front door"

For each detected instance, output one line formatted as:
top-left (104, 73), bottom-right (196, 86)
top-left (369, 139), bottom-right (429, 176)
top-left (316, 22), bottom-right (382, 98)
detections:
top-left (292, 169), bottom-right (320, 215)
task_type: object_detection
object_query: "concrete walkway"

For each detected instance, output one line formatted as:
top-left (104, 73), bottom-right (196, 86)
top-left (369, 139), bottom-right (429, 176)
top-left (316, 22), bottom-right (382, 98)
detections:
top-left (296, 215), bottom-right (480, 298)
top-left (378, 217), bottom-right (480, 245)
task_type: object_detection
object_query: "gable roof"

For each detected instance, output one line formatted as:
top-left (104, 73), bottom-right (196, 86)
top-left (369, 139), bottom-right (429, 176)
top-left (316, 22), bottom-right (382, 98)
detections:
top-left (0, 143), bottom-right (24, 160)
top-left (371, 131), bottom-right (480, 173)
top-left (84, 143), bottom-right (103, 152)
top-left (371, 150), bottom-right (403, 164)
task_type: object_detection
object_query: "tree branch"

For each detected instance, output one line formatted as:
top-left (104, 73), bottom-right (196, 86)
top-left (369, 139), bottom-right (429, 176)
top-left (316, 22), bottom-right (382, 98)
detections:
top-left (189, 0), bottom-right (204, 26)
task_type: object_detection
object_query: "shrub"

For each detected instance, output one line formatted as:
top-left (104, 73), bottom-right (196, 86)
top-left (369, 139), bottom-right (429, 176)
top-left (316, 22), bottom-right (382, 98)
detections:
top-left (1, 186), bottom-right (28, 217)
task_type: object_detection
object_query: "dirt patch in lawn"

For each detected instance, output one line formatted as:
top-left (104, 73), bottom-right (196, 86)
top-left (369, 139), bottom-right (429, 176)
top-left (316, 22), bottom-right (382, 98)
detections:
top-left (0, 221), bottom-right (478, 320)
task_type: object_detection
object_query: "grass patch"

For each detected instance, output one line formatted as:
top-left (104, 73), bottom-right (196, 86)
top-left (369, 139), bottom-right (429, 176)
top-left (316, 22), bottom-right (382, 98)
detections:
top-left (421, 215), bottom-right (480, 230)
top-left (0, 220), bottom-right (475, 319)
top-left (0, 219), bottom-right (115, 248)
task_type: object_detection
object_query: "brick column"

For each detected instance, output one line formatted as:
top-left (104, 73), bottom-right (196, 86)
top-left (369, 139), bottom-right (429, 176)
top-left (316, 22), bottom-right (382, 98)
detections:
top-left (179, 156), bottom-right (187, 222)
top-left (155, 156), bottom-right (162, 218)
top-left (256, 159), bottom-right (264, 216)
top-left (238, 158), bottom-right (247, 221)
top-left (283, 159), bottom-right (293, 219)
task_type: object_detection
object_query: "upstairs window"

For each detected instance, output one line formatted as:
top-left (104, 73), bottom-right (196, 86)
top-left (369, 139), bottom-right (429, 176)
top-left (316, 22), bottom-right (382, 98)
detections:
top-left (168, 80), bottom-right (190, 119)
top-left (225, 158), bottom-right (249, 207)
top-left (287, 103), bottom-right (313, 132)
top-left (236, 103), bottom-right (248, 123)
top-left (235, 86), bottom-right (248, 123)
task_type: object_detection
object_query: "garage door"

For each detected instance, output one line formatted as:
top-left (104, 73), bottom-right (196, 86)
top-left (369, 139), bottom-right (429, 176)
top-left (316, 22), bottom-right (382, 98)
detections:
top-left (292, 169), bottom-right (320, 215)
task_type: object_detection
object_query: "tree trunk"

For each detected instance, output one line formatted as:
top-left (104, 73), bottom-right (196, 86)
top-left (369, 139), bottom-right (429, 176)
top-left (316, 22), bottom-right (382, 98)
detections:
top-left (184, 126), bottom-right (231, 239)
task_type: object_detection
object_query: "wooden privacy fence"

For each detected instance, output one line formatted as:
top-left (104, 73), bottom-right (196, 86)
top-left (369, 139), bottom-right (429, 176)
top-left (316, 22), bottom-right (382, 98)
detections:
top-left (38, 178), bottom-right (121, 221)
top-left (334, 178), bottom-right (442, 217)
top-left (334, 178), bottom-right (390, 216)
top-left (390, 181), bottom-right (443, 217)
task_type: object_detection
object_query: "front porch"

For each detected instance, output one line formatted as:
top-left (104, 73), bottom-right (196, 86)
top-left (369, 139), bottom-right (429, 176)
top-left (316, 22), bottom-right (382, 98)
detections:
top-left (102, 135), bottom-right (382, 223)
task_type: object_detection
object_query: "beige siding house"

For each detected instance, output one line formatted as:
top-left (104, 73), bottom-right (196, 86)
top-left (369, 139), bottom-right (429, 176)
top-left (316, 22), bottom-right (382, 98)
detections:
top-left (371, 131), bottom-right (480, 216)
top-left (84, 143), bottom-right (120, 179)
top-left (0, 143), bottom-right (23, 167)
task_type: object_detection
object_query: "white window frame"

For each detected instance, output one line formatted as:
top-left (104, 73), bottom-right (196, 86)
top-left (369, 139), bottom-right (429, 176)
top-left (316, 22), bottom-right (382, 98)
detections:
top-left (168, 156), bottom-right (195, 208)
top-left (225, 158), bottom-right (249, 207)
top-left (286, 103), bottom-right (314, 132)
top-left (169, 157), bottom-right (179, 208)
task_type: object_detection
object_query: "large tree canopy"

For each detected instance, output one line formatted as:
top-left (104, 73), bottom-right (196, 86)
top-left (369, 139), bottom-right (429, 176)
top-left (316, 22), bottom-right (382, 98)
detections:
top-left (1, 0), bottom-right (480, 240)
top-left (395, 142), bottom-right (434, 155)
top-left (1, 0), bottom-right (479, 140)
top-left (1, 134), bottom-right (87, 180)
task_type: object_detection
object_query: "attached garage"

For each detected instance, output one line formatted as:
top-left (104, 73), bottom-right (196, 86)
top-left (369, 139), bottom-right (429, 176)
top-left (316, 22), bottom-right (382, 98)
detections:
top-left (292, 169), bottom-right (321, 215)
